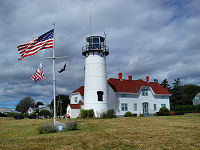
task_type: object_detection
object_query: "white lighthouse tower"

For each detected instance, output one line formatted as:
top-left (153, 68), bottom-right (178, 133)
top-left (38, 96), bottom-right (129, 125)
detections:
top-left (82, 36), bottom-right (109, 116)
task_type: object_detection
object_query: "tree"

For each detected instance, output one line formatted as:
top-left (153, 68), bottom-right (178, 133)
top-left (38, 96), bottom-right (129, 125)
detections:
top-left (172, 78), bottom-right (182, 88)
top-left (169, 78), bottom-right (200, 110)
top-left (160, 79), bottom-right (171, 91)
top-left (16, 96), bottom-right (35, 113)
top-left (153, 79), bottom-right (159, 84)
top-left (170, 79), bottom-right (183, 110)
top-left (182, 84), bottom-right (200, 105)
top-left (50, 94), bottom-right (70, 116)
top-left (35, 101), bottom-right (44, 108)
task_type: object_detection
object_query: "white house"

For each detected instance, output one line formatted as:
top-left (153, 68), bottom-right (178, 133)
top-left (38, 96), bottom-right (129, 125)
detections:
top-left (27, 104), bottom-right (51, 115)
top-left (193, 93), bottom-right (200, 105)
top-left (66, 104), bottom-right (81, 118)
top-left (69, 74), bottom-right (170, 118)
top-left (67, 35), bottom-right (171, 118)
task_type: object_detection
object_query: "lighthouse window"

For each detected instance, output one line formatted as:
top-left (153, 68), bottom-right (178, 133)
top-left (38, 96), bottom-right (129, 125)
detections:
top-left (97, 91), bottom-right (104, 101)
top-left (93, 37), bottom-right (100, 49)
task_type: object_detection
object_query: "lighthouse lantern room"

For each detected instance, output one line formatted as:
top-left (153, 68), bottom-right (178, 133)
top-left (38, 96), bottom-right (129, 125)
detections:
top-left (82, 36), bottom-right (109, 116)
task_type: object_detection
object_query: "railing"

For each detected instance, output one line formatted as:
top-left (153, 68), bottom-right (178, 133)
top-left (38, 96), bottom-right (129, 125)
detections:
top-left (82, 45), bottom-right (109, 56)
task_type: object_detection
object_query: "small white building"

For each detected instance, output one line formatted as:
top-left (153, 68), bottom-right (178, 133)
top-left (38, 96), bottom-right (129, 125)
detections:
top-left (69, 74), bottom-right (170, 118)
top-left (66, 104), bottom-right (81, 118)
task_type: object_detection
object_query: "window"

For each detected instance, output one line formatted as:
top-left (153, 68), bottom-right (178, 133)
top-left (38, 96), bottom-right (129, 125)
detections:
top-left (161, 104), bottom-right (166, 108)
top-left (154, 104), bottom-right (156, 111)
top-left (75, 97), bottom-right (78, 103)
top-left (97, 91), bottom-right (104, 101)
top-left (121, 103), bottom-right (128, 111)
top-left (142, 89), bottom-right (148, 96)
top-left (134, 103), bottom-right (137, 111)
top-left (121, 94), bottom-right (127, 98)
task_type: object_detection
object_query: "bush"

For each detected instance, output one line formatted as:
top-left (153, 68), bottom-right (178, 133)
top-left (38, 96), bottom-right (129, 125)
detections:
top-left (22, 113), bottom-right (29, 118)
top-left (174, 111), bottom-right (185, 115)
top-left (38, 121), bottom-right (78, 134)
top-left (80, 109), bottom-right (94, 118)
top-left (175, 105), bottom-right (194, 113)
top-left (88, 109), bottom-right (94, 118)
top-left (140, 113), bottom-right (144, 117)
top-left (175, 105), bottom-right (200, 113)
top-left (64, 121), bottom-right (77, 131)
top-left (0, 112), bottom-right (8, 117)
top-left (38, 123), bottom-right (56, 134)
top-left (124, 112), bottom-right (134, 117)
top-left (7, 112), bottom-right (18, 117)
top-left (38, 110), bottom-right (52, 118)
top-left (157, 107), bottom-right (170, 116)
top-left (100, 109), bottom-right (115, 118)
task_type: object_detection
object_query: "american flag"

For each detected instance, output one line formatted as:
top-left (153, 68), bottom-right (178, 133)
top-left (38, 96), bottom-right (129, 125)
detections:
top-left (17, 29), bottom-right (54, 60)
top-left (31, 64), bottom-right (44, 82)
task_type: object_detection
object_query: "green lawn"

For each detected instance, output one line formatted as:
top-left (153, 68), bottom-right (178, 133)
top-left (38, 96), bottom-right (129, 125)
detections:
top-left (0, 114), bottom-right (200, 150)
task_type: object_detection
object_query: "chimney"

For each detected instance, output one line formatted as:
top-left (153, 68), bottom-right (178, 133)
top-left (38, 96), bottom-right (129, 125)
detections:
top-left (118, 73), bottom-right (122, 79)
top-left (128, 75), bottom-right (132, 80)
top-left (146, 76), bottom-right (149, 82)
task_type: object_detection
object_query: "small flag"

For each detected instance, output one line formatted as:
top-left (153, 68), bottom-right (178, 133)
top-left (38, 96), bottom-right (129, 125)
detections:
top-left (17, 29), bottom-right (54, 60)
top-left (58, 64), bottom-right (66, 73)
top-left (31, 63), bottom-right (44, 82)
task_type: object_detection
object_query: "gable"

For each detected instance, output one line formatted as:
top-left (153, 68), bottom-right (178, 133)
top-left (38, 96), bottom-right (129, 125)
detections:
top-left (72, 86), bottom-right (84, 96)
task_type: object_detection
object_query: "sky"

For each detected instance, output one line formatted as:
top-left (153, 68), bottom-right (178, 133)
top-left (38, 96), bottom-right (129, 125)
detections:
top-left (0, 0), bottom-right (200, 110)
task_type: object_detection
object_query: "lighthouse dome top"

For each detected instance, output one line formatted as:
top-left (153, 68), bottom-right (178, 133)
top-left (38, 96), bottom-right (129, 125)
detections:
top-left (82, 35), bottom-right (109, 56)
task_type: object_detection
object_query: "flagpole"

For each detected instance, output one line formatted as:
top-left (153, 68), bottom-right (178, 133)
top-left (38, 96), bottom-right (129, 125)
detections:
top-left (53, 22), bottom-right (56, 125)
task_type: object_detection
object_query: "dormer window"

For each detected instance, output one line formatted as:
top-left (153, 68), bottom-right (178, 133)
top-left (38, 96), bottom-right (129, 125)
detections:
top-left (142, 89), bottom-right (148, 96)
top-left (75, 97), bottom-right (78, 103)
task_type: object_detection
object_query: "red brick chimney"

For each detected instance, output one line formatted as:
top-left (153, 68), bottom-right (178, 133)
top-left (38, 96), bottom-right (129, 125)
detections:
top-left (118, 73), bottom-right (122, 79)
top-left (128, 75), bottom-right (132, 80)
top-left (146, 76), bottom-right (149, 82)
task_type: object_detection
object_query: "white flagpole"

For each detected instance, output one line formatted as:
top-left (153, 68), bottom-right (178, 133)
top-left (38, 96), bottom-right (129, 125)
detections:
top-left (53, 22), bottom-right (56, 125)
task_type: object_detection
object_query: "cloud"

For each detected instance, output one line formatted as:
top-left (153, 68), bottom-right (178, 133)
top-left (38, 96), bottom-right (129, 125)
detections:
top-left (0, 0), bottom-right (200, 109)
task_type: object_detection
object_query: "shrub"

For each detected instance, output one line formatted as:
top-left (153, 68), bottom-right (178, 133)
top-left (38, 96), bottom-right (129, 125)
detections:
top-left (80, 109), bottom-right (94, 118)
top-left (140, 113), bottom-right (144, 117)
top-left (124, 112), bottom-right (134, 117)
top-left (175, 105), bottom-right (200, 113)
top-left (38, 123), bottom-right (57, 134)
top-left (64, 121), bottom-right (77, 131)
top-left (38, 121), bottom-right (78, 134)
top-left (133, 113), bottom-right (137, 117)
top-left (158, 107), bottom-right (170, 116)
top-left (159, 107), bottom-right (170, 116)
top-left (100, 109), bottom-right (115, 118)
top-left (174, 111), bottom-right (185, 115)
top-left (0, 112), bottom-right (8, 117)
top-left (22, 113), bottom-right (29, 118)
top-left (88, 109), bottom-right (94, 118)
top-left (38, 110), bottom-right (52, 118)
top-left (7, 112), bottom-right (18, 117)
top-left (175, 105), bottom-right (194, 113)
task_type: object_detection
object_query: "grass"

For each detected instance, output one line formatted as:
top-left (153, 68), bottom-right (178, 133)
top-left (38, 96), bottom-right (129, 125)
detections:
top-left (0, 114), bottom-right (200, 150)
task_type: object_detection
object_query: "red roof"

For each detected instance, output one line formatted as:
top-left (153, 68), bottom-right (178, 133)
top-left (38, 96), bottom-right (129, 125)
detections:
top-left (71, 78), bottom-right (170, 96)
top-left (72, 86), bottom-right (84, 96)
top-left (107, 78), bottom-right (170, 95)
top-left (69, 104), bottom-right (81, 109)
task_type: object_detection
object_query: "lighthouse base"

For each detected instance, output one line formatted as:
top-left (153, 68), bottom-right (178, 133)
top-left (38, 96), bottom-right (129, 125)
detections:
top-left (82, 103), bottom-right (109, 117)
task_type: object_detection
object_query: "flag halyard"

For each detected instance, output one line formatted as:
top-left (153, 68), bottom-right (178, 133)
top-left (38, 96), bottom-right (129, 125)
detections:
top-left (18, 29), bottom-right (54, 60)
